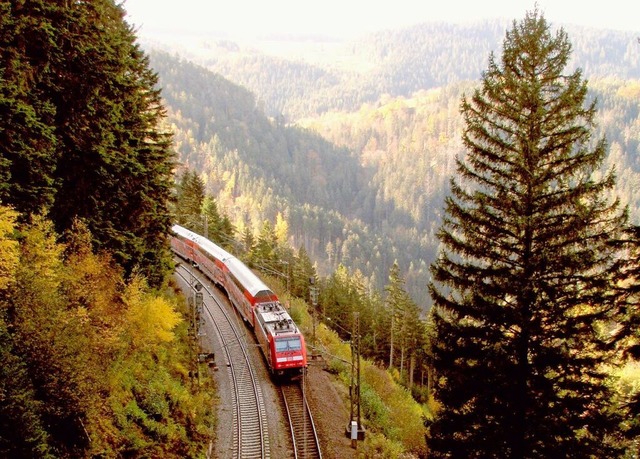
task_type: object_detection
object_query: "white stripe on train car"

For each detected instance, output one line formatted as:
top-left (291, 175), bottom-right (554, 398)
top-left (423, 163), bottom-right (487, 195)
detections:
top-left (276, 356), bottom-right (304, 363)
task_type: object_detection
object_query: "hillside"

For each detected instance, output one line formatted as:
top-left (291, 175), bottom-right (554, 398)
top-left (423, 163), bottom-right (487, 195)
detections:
top-left (144, 20), bottom-right (639, 120)
top-left (146, 22), bottom-right (640, 309)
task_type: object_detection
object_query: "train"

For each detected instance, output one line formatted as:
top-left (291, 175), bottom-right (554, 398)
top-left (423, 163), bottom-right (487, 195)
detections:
top-left (170, 224), bottom-right (307, 378)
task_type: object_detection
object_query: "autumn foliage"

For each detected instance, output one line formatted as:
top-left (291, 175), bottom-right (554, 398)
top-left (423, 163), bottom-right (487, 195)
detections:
top-left (0, 209), bottom-right (215, 457)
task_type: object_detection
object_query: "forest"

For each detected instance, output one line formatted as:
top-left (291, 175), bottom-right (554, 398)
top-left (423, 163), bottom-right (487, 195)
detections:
top-left (154, 17), bottom-right (640, 456)
top-left (145, 21), bottom-right (640, 307)
top-left (2, 0), bottom-right (640, 456)
top-left (0, 1), bottom-right (214, 456)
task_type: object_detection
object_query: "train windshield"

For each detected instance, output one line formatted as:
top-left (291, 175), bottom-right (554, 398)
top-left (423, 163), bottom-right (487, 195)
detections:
top-left (275, 337), bottom-right (302, 352)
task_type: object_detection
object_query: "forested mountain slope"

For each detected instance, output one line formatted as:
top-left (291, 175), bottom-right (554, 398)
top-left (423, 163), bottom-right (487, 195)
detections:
top-left (147, 22), bottom-right (640, 308)
top-left (165, 20), bottom-right (639, 120)
top-left (151, 50), bottom-right (435, 301)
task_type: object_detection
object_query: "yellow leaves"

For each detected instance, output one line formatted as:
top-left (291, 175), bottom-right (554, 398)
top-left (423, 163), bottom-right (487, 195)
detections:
top-left (18, 213), bottom-right (64, 291)
top-left (616, 361), bottom-right (640, 409)
top-left (63, 219), bottom-right (125, 336)
top-left (0, 204), bottom-right (19, 291)
top-left (1, 212), bottom-right (212, 454)
top-left (363, 364), bottom-right (427, 453)
top-left (123, 276), bottom-right (182, 350)
top-left (616, 80), bottom-right (640, 100)
top-left (274, 211), bottom-right (289, 245)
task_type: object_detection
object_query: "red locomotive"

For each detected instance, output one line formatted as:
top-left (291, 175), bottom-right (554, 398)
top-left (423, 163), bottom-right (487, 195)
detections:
top-left (171, 224), bottom-right (307, 378)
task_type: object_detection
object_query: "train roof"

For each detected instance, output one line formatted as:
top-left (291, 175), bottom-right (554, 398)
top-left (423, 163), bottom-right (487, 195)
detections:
top-left (256, 304), bottom-right (299, 335)
top-left (172, 224), bottom-right (233, 263)
top-left (172, 224), bottom-right (274, 298)
top-left (224, 256), bottom-right (273, 298)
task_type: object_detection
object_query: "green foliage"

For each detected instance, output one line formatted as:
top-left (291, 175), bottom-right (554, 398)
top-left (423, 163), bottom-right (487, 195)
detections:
top-left (0, 205), bottom-right (18, 291)
top-left (105, 330), bottom-right (215, 458)
top-left (251, 220), bottom-right (279, 266)
top-left (360, 381), bottom-right (391, 433)
top-left (175, 169), bottom-right (206, 231)
top-left (612, 226), bottom-right (640, 449)
top-left (0, 318), bottom-right (54, 458)
top-left (385, 261), bottom-right (425, 376)
top-left (1, 0), bottom-right (175, 286)
top-left (10, 215), bottom-right (104, 455)
top-left (0, 0), bottom-right (58, 215)
top-left (363, 365), bottom-right (428, 453)
top-left (428, 10), bottom-right (626, 458)
top-left (272, 282), bottom-right (428, 456)
top-left (291, 245), bottom-right (316, 299)
top-left (358, 431), bottom-right (406, 459)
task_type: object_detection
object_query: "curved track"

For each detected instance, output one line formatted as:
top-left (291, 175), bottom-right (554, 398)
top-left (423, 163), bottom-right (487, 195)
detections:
top-left (281, 380), bottom-right (322, 459)
top-left (176, 266), bottom-right (270, 459)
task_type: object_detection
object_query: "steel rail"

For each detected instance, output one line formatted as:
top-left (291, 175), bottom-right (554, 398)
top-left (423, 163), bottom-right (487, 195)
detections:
top-left (281, 380), bottom-right (322, 459)
top-left (176, 265), bottom-right (270, 459)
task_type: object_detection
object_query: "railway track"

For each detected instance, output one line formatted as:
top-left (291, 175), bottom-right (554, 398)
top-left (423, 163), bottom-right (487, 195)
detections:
top-left (281, 380), bottom-right (322, 459)
top-left (176, 266), bottom-right (270, 459)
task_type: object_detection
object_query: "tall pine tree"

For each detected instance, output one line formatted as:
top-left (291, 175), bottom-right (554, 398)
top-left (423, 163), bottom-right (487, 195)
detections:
top-left (427, 9), bottom-right (626, 458)
top-left (48, 0), bottom-right (175, 287)
top-left (386, 261), bottom-right (407, 370)
top-left (1, 0), bottom-right (175, 286)
top-left (175, 169), bottom-right (205, 232)
top-left (0, 0), bottom-right (58, 215)
top-left (611, 225), bottom-right (640, 449)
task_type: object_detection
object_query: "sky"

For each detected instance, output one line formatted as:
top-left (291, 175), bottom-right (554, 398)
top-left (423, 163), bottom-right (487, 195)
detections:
top-left (123, 0), bottom-right (639, 40)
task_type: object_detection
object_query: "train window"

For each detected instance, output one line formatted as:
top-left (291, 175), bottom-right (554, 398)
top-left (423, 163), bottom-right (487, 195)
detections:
top-left (275, 337), bottom-right (301, 352)
top-left (255, 290), bottom-right (274, 301)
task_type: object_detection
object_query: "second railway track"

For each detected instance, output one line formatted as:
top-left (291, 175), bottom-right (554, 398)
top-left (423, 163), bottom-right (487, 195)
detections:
top-left (281, 380), bottom-right (322, 459)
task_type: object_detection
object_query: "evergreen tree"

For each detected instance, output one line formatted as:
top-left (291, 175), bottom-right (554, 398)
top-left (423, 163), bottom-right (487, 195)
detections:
top-left (321, 264), bottom-right (364, 340)
top-left (241, 225), bottom-right (255, 256)
top-left (0, 0), bottom-right (58, 216)
top-left (360, 289), bottom-right (389, 364)
top-left (252, 220), bottom-right (278, 267)
top-left (175, 169), bottom-right (205, 233)
top-left (201, 195), bottom-right (223, 240)
top-left (427, 9), bottom-right (626, 458)
top-left (1, 0), bottom-right (175, 286)
top-left (218, 215), bottom-right (236, 248)
top-left (384, 261), bottom-right (424, 380)
top-left (397, 295), bottom-right (423, 382)
top-left (291, 245), bottom-right (316, 299)
top-left (612, 225), bottom-right (640, 449)
top-left (385, 261), bottom-right (406, 370)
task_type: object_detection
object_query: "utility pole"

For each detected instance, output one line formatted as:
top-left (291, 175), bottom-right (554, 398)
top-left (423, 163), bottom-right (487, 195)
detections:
top-left (192, 279), bottom-right (216, 378)
top-left (347, 312), bottom-right (365, 447)
top-left (189, 280), bottom-right (203, 384)
top-left (309, 276), bottom-right (319, 353)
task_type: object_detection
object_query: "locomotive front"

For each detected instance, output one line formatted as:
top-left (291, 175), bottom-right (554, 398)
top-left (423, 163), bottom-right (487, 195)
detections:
top-left (255, 303), bottom-right (308, 378)
top-left (272, 327), bottom-right (307, 375)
